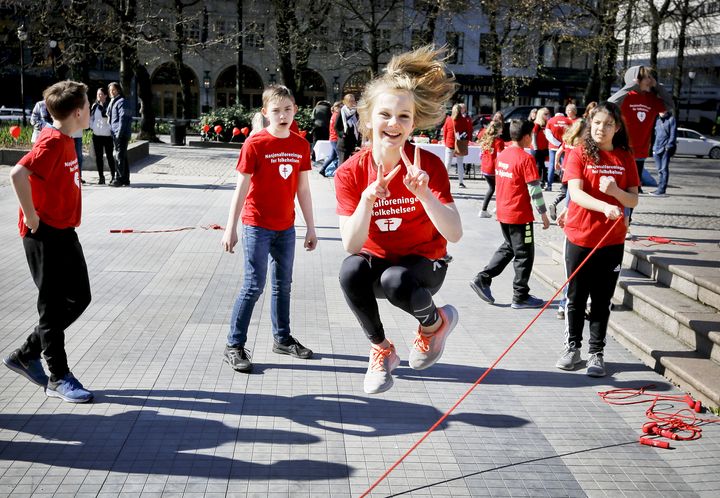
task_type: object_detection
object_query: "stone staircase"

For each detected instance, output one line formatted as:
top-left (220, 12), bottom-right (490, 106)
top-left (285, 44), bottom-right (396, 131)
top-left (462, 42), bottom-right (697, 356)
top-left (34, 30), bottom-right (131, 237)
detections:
top-left (533, 239), bottom-right (720, 409)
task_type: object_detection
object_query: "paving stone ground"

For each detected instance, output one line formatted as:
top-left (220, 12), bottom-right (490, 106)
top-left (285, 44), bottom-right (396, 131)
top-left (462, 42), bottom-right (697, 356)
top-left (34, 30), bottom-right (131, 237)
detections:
top-left (0, 143), bottom-right (718, 497)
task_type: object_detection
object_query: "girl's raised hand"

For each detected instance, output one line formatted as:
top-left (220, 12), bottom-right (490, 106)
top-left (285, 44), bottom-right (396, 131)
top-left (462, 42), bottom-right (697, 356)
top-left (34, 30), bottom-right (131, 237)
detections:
top-left (362, 160), bottom-right (401, 204)
top-left (401, 146), bottom-right (430, 199)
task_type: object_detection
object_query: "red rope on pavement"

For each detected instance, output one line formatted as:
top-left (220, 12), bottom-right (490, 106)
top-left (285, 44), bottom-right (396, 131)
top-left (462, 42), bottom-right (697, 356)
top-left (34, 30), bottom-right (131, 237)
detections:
top-left (109, 224), bottom-right (223, 234)
top-left (360, 216), bottom-right (625, 498)
top-left (632, 235), bottom-right (696, 246)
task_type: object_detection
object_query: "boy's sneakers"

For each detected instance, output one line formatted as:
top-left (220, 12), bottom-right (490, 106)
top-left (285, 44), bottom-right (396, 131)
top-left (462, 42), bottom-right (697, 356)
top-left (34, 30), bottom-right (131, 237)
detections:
top-left (3, 349), bottom-right (48, 388)
top-left (408, 305), bottom-right (458, 370)
top-left (459, 182), bottom-right (466, 188)
top-left (470, 278), bottom-right (495, 304)
top-left (556, 346), bottom-right (581, 370)
top-left (548, 204), bottom-right (557, 221)
top-left (478, 210), bottom-right (492, 218)
top-left (586, 353), bottom-right (606, 377)
top-left (273, 336), bottom-right (313, 359)
top-left (511, 295), bottom-right (545, 309)
top-left (364, 342), bottom-right (401, 394)
top-left (224, 345), bottom-right (252, 373)
top-left (46, 373), bottom-right (93, 403)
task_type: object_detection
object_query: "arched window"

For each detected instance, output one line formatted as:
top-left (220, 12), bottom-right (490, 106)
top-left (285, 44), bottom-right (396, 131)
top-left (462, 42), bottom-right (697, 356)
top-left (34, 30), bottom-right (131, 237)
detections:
top-left (300, 68), bottom-right (327, 106)
top-left (151, 63), bottom-right (200, 118)
top-left (342, 70), bottom-right (371, 98)
top-left (216, 65), bottom-right (264, 109)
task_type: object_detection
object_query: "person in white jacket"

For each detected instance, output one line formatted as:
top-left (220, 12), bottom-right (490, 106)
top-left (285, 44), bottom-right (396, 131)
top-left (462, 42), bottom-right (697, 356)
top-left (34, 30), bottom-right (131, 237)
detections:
top-left (89, 87), bottom-right (115, 184)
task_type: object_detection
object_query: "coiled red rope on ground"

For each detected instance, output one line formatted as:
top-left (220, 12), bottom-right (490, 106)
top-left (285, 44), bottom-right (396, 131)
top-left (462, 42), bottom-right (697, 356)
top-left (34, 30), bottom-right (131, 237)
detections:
top-left (360, 217), bottom-right (625, 497)
top-left (109, 224), bottom-right (223, 234)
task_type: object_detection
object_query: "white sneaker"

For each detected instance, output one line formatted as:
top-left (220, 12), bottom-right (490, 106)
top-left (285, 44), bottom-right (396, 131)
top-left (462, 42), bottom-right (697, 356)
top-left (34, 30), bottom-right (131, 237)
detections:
top-left (408, 305), bottom-right (458, 370)
top-left (556, 346), bottom-right (581, 370)
top-left (364, 342), bottom-right (400, 394)
top-left (478, 210), bottom-right (492, 218)
top-left (586, 353), bottom-right (606, 377)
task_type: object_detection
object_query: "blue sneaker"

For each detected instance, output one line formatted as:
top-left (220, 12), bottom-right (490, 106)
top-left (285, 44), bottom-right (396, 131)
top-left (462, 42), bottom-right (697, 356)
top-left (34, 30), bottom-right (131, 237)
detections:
top-left (3, 349), bottom-right (48, 387)
top-left (511, 295), bottom-right (545, 309)
top-left (46, 373), bottom-right (93, 403)
top-left (470, 278), bottom-right (495, 304)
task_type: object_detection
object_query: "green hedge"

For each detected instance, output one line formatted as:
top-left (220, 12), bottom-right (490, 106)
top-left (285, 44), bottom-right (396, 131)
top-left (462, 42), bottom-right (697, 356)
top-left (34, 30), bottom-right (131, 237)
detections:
top-left (197, 104), bottom-right (314, 142)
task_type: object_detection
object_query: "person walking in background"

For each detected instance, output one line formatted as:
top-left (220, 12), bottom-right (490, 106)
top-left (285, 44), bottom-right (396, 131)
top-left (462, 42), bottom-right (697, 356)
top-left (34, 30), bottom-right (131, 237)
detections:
top-left (531, 107), bottom-right (550, 188)
top-left (334, 46), bottom-right (462, 394)
top-left (651, 110), bottom-right (676, 196)
top-left (336, 93), bottom-right (359, 166)
top-left (90, 87), bottom-right (115, 185)
top-left (470, 119), bottom-right (549, 310)
top-left (478, 121), bottom-right (504, 218)
top-left (319, 101), bottom-right (341, 177)
top-left (555, 102), bottom-right (639, 377)
top-left (311, 100), bottom-right (332, 161)
top-left (221, 85), bottom-right (317, 374)
top-left (107, 82), bottom-right (132, 187)
top-left (545, 104), bottom-right (577, 192)
top-left (4, 81), bottom-right (94, 403)
top-left (442, 103), bottom-right (472, 188)
top-left (30, 100), bottom-right (52, 143)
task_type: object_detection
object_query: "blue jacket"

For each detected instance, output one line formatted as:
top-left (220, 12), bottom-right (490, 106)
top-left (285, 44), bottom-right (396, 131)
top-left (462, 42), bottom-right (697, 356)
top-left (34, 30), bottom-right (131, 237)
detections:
top-left (108, 96), bottom-right (132, 138)
top-left (653, 111), bottom-right (676, 154)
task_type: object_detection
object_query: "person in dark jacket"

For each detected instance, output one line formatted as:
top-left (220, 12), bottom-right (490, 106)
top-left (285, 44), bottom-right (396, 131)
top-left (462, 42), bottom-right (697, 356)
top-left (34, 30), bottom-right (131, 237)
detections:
top-left (335, 94), bottom-right (359, 166)
top-left (651, 111), bottom-right (676, 196)
top-left (107, 82), bottom-right (132, 187)
top-left (311, 100), bottom-right (332, 161)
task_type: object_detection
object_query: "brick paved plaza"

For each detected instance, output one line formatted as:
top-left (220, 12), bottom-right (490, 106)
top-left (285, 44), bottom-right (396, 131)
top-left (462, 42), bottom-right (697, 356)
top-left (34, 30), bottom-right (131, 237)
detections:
top-left (0, 143), bottom-right (718, 497)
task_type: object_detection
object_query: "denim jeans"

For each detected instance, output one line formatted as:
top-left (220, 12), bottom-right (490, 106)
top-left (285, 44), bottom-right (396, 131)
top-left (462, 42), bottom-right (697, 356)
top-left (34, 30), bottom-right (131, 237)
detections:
top-left (653, 149), bottom-right (670, 194)
top-left (228, 224), bottom-right (296, 347)
top-left (319, 141), bottom-right (338, 174)
top-left (547, 149), bottom-right (557, 188)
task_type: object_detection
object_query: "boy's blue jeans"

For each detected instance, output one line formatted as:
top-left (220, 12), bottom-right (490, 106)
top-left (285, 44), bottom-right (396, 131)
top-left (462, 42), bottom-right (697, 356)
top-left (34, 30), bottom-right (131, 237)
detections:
top-left (228, 224), bottom-right (295, 347)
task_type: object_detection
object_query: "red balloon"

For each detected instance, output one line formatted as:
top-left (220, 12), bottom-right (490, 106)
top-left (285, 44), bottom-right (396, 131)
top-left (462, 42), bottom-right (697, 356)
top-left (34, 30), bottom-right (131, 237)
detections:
top-left (232, 127), bottom-right (241, 136)
top-left (430, 138), bottom-right (438, 144)
top-left (214, 125), bottom-right (223, 134)
top-left (241, 127), bottom-right (249, 137)
top-left (9, 125), bottom-right (21, 140)
top-left (202, 124), bottom-right (210, 133)
top-left (299, 130), bottom-right (307, 138)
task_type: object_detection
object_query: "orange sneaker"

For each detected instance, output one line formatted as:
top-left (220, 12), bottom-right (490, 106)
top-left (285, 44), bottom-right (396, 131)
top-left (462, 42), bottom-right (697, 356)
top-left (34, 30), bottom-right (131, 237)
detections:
top-left (364, 342), bottom-right (400, 394)
top-left (408, 305), bottom-right (458, 370)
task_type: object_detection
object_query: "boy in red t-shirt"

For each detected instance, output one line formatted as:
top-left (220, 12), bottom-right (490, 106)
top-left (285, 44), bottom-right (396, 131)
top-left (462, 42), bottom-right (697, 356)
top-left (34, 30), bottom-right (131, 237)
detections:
top-left (470, 119), bottom-right (550, 309)
top-left (221, 85), bottom-right (317, 373)
top-left (3, 81), bottom-right (93, 403)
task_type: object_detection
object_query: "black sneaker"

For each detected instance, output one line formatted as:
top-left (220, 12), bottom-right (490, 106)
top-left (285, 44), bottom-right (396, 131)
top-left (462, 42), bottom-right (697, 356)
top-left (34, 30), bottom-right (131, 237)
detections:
top-left (224, 346), bottom-right (252, 373)
top-left (511, 295), bottom-right (545, 309)
top-left (272, 337), bottom-right (313, 359)
top-left (470, 278), bottom-right (495, 304)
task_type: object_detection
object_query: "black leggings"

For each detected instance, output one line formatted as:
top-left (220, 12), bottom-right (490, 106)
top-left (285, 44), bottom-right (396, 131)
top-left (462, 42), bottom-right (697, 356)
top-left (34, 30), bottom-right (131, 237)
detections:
top-left (564, 239), bottom-right (623, 354)
top-left (339, 253), bottom-right (448, 344)
top-left (482, 175), bottom-right (495, 212)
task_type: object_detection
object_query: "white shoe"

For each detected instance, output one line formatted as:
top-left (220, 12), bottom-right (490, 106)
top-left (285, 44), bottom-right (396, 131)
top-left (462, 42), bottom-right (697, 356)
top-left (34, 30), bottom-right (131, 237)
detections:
top-left (479, 210), bottom-right (492, 218)
top-left (408, 305), bottom-right (458, 370)
top-left (364, 342), bottom-right (401, 394)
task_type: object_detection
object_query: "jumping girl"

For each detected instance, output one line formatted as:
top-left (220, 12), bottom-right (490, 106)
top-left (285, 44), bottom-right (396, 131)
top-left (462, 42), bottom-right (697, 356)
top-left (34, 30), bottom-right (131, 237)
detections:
top-left (334, 46), bottom-right (462, 394)
top-left (555, 102), bottom-right (639, 377)
top-left (478, 121), bottom-right (504, 218)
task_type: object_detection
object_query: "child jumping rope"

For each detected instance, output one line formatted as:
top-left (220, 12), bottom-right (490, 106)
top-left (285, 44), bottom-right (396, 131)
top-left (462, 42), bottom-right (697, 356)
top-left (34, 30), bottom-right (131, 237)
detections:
top-left (478, 121), bottom-right (504, 218)
top-left (334, 46), bottom-right (462, 394)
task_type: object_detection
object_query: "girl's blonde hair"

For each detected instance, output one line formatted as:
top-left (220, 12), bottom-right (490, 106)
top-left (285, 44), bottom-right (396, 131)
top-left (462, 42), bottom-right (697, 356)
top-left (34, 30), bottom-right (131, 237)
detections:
top-left (479, 121), bottom-right (501, 152)
top-left (534, 107), bottom-right (549, 126)
top-left (562, 118), bottom-right (585, 146)
top-left (356, 45), bottom-right (457, 140)
top-left (451, 103), bottom-right (462, 120)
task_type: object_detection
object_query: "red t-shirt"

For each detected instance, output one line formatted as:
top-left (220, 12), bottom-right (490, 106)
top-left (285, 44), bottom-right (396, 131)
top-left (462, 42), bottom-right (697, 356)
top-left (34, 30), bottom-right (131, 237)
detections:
top-left (563, 146), bottom-right (640, 248)
top-left (334, 143), bottom-right (454, 262)
top-left (290, 120), bottom-right (300, 134)
top-left (237, 128), bottom-right (311, 231)
top-left (621, 91), bottom-right (665, 159)
top-left (494, 146), bottom-right (539, 225)
top-left (17, 126), bottom-right (82, 237)
top-left (532, 124), bottom-right (548, 151)
top-left (480, 138), bottom-right (505, 175)
top-left (329, 112), bottom-right (339, 142)
top-left (546, 115), bottom-right (574, 150)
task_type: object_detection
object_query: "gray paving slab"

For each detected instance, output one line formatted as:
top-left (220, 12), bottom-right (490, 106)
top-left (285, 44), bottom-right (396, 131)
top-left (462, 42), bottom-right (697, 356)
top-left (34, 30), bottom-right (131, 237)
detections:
top-left (0, 143), bottom-right (718, 497)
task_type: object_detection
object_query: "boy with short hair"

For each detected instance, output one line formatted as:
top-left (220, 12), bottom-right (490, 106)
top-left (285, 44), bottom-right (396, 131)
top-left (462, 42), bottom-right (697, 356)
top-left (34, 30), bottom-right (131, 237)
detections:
top-left (3, 80), bottom-right (93, 403)
top-left (221, 85), bottom-right (317, 373)
top-left (470, 119), bottom-right (550, 309)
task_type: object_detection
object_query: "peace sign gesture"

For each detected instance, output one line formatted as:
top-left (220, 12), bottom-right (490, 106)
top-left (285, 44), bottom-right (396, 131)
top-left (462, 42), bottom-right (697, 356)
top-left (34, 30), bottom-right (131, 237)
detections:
top-left (401, 145), bottom-right (430, 200)
top-left (362, 159), bottom-right (401, 204)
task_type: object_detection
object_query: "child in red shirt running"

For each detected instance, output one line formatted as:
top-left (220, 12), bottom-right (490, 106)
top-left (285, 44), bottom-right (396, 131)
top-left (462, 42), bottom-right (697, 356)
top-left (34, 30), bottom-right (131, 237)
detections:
top-left (4, 81), bottom-right (93, 403)
top-left (335, 46), bottom-right (462, 394)
top-left (470, 119), bottom-right (550, 309)
top-left (555, 101), bottom-right (639, 377)
top-left (221, 85), bottom-right (317, 373)
top-left (477, 121), bottom-right (504, 218)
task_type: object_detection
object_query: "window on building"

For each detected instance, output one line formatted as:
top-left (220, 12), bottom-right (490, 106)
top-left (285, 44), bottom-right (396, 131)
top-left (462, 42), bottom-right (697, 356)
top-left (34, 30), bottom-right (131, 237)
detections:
top-left (186, 19), bottom-right (201, 44)
top-left (446, 32), bottom-right (464, 64)
top-left (511, 35), bottom-right (530, 67)
top-left (378, 29), bottom-right (391, 52)
top-left (343, 27), bottom-right (364, 52)
top-left (479, 33), bottom-right (492, 65)
top-left (412, 29), bottom-right (431, 49)
top-left (214, 19), bottom-right (229, 39)
top-left (243, 22), bottom-right (265, 49)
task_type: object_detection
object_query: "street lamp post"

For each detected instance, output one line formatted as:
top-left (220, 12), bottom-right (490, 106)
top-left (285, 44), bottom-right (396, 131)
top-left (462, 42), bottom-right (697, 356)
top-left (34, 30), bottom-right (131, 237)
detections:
top-left (686, 71), bottom-right (696, 123)
top-left (203, 71), bottom-right (211, 113)
top-left (333, 76), bottom-right (340, 102)
top-left (49, 40), bottom-right (57, 80)
top-left (17, 24), bottom-right (28, 127)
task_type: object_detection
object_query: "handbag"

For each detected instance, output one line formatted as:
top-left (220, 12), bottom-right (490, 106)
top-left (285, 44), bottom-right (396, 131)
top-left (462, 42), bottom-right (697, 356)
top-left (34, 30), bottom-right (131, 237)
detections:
top-left (454, 139), bottom-right (469, 157)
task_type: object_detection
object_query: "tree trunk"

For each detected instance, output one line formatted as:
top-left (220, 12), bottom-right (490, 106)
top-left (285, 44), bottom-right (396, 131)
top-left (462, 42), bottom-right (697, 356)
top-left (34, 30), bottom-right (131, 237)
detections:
top-left (486, 5), bottom-right (503, 112)
top-left (672, 0), bottom-right (690, 119)
top-left (599, 0), bottom-right (620, 100)
top-left (134, 63), bottom-right (158, 141)
top-left (584, 51), bottom-right (601, 104)
top-left (622, 2), bottom-right (633, 71)
top-left (236, 0), bottom-right (243, 105)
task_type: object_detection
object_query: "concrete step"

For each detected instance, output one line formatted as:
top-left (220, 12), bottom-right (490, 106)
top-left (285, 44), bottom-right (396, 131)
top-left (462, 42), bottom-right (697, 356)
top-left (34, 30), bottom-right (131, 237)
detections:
top-left (615, 269), bottom-right (720, 364)
top-left (533, 258), bottom-right (720, 409)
